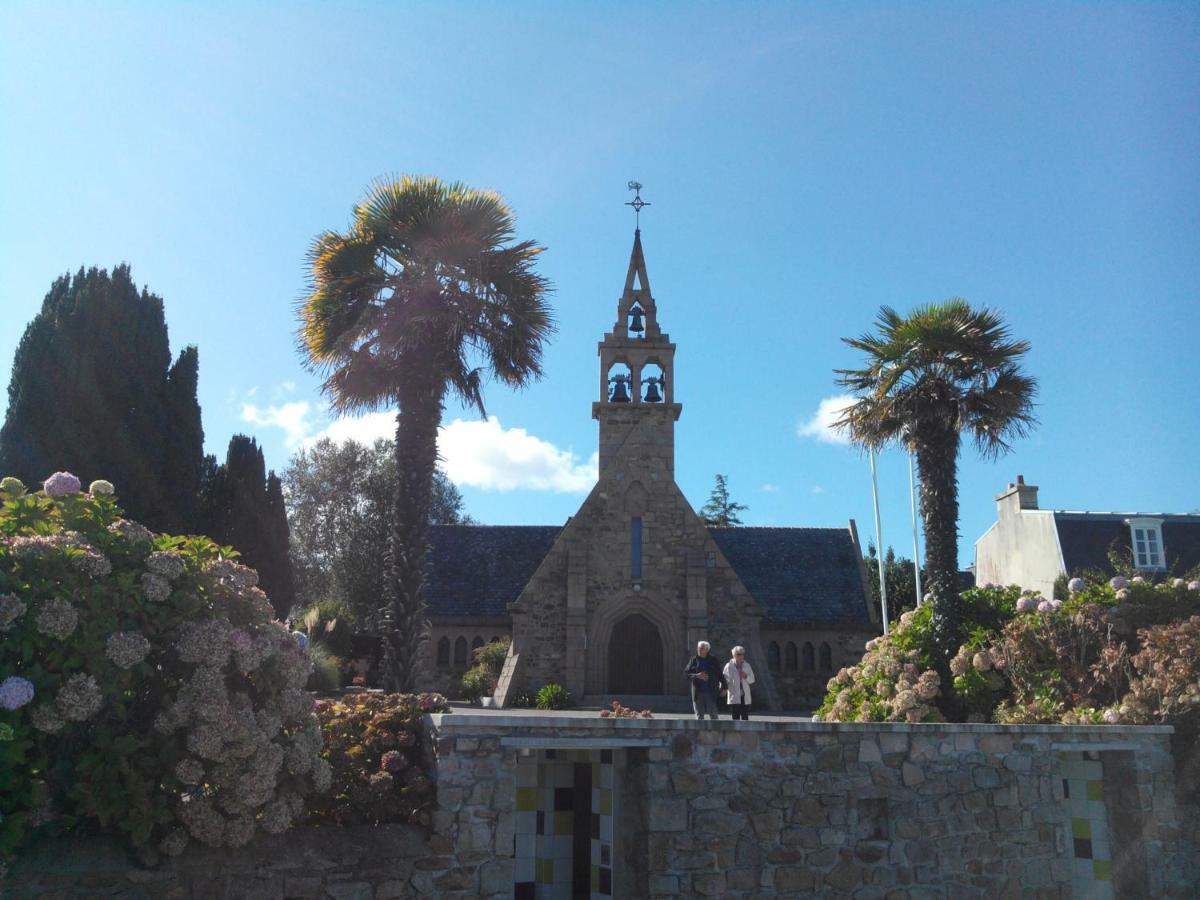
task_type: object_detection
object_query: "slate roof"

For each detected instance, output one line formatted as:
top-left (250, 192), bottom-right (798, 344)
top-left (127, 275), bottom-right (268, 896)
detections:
top-left (425, 524), bottom-right (872, 627)
top-left (426, 525), bottom-right (561, 619)
top-left (707, 527), bottom-right (869, 627)
top-left (1054, 513), bottom-right (1200, 577)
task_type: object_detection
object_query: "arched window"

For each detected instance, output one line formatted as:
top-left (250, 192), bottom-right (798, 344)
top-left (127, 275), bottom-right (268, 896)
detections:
top-left (454, 636), bottom-right (468, 667)
top-left (472, 636), bottom-right (485, 651)
top-left (785, 642), bottom-right (798, 672)
top-left (768, 642), bottom-right (781, 672)
top-left (802, 642), bottom-right (815, 673)
top-left (436, 636), bottom-right (450, 668)
top-left (490, 636), bottom-right (501, 645)
top-left (819, 642), bottom-right (833, 672)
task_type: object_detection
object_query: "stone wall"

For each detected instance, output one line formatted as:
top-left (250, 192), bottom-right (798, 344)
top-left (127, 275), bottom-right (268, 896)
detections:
top-left (6, 714), bottom-right (1196, 899)
top-left (429, 713), bottom-right (1194, 899)
top-left (763, 626), bottom-right (872, 710)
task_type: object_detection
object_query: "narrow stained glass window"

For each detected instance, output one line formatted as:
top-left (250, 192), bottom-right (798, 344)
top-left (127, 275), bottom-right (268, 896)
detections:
top-left (631, 517), bottom-right (642, 579)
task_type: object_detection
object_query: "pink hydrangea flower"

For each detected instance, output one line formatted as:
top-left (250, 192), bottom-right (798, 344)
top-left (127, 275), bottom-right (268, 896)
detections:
top-left (1109, 576), bottom-right (1129, 591)
top-left (0, 676), bottom-right (35, 711)
top-left (1102, 709), bottom-right (1121, 725)
top-left (43, 472), bottom-right (81, 497)
top-left (1068, 578), bottom-right (1085, 593)
top-left (1037, 599), bottom-right (1055, 613)
top-left (1016, 597), bottom-right (1037, 614)
top-left (380, 750), bottom-right (407, 772)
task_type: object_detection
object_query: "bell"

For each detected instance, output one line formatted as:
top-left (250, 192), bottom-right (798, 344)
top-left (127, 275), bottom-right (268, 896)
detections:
top-left (609, 375), bottom-right (631, 403)
top-left (643, 377), bottom-right (663, 403)
top-left (628, 306), bottom-right (645, 334)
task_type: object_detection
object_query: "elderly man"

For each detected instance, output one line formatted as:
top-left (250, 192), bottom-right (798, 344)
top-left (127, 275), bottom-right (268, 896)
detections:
top-left (684, 641), bottom-right (726, 720)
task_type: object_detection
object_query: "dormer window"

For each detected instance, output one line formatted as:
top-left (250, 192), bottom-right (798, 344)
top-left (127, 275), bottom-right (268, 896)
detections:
top-left (1127, 518), bottom-right (1165, 570)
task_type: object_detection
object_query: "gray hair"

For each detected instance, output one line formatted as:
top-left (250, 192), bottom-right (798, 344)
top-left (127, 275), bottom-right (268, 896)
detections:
top-left (731, 645), bottom-right (746, 657)
top-left (697, 641), bottom-right (711, 651)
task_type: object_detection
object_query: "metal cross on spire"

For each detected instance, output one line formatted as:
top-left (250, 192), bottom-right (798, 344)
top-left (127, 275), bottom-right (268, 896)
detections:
top-left (625, 180), bottom-right (650, 230)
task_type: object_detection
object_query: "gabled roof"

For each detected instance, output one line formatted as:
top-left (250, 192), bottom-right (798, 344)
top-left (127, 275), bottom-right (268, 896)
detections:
top-left (707, 527), bottom-right (869, 627)
top-left (1053, 512), bottom-right (1200, 576)
top-left (427, 525), bottom-right (562, 619)
top-left (425, 523), bottom-right (872, 627)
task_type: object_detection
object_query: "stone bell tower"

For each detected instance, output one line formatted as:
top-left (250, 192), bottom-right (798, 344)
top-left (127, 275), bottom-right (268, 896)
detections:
top-left (592, 228), bottom-right (681, 477)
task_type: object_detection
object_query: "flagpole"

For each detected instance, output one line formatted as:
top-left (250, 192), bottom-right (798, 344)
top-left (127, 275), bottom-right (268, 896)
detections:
top-left (909, 449), bottom-right (923, 607)
top-left (869, 446), bottom-right (889, 635)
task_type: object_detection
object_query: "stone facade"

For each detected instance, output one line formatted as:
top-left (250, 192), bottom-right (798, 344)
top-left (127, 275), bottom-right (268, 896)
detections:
top-left (5, 714), bottom-right (1196, 898)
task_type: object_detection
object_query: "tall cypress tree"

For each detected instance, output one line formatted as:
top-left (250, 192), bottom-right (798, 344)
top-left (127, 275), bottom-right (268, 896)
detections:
top-left (205, 435), bottom-right (296, 618)
top-left (0, 265), bottom-right (204, 531)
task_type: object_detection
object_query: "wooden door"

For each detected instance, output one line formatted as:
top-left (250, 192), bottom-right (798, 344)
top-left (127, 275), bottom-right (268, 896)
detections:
top-left (608, 613), bottom-right (663, 695)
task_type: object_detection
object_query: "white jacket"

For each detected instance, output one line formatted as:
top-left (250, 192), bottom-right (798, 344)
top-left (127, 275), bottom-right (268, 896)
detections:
top-left (722, 660), bottom-right (755, 705)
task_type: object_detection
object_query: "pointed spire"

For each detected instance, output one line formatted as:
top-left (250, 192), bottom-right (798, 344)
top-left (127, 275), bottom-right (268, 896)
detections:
top-left (623, 229), bottom-right (652, 297)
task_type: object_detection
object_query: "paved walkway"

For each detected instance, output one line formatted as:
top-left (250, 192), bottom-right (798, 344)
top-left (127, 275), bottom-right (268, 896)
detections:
top-left (445, 702), bottom-right (816, 723)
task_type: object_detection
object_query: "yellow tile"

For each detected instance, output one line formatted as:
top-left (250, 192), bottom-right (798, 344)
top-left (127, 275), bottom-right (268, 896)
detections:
top-left (1086, 779), bottom-right (1104, 801)
top-left (1072, 817), bottom-right (1091, 839)
top-left (599, 788), bottom-right (612, 816)
top-left (1094, 859), bottom-right (1112, 881)
top-left (555, 811), bottom-right (573, 835)
top-left (517, 787), bottom-right (538, 812)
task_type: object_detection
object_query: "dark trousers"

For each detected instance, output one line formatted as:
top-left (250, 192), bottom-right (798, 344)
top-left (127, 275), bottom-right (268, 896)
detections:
top-left (730, 703), bottom-right (750, 720)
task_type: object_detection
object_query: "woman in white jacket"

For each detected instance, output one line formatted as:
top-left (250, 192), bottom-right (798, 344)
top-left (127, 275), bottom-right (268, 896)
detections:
top-left (722, 646), bottom-right (756, 720)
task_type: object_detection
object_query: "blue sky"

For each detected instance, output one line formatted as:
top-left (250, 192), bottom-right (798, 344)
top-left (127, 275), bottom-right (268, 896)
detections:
top-left (2, 2), bottom-right (1197, 568)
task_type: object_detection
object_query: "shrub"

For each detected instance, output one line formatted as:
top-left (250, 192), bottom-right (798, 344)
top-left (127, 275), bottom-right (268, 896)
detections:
top-left (460, 668), bottom-right (493, 704)
top-left (0, 475), bottom-right (327, 866)
top-left (819, 577), bottom-right (1200, 728)
top-left (507, 690), bottom-right (536, 709)
top-left (460, 638), bottom-right (510, 704)
top-left (308, 691), bottom-right (448, 826)
top-left (298, 599), bottom-right (355, 658)
top-left (535, 683), bottom-right (572, 710)
top-left (306, 643), bottom-right (343, 693)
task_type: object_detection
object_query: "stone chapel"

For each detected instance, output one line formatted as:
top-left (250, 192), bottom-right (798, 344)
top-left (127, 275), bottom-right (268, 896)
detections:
top-left (419, 228), bottom-right (879, 710)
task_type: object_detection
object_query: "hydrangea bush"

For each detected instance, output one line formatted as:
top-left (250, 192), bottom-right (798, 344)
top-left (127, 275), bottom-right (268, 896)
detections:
top-left (819, 577), bottom-right (1200, 728)
top-left (307, 691), bottom-right (448, 826)
top-left (0, 474), bottom-right (327, 866)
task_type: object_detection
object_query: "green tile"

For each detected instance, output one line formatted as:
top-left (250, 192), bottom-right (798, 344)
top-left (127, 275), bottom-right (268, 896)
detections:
top-left (1094, 859), bottom-right (1112, 881)
top-left (537, 764), bottom-right (545, 788)
top-left (593, 761), bottom-right (600, 783)
top-left (1086, 779), bottom-right (1104, 801)
top-left (536, 858), bottom-right (554, 883)
top-left (1072, 817), bottom-right (1091, 839)
top-left (599, 788), bottom-right (612, 816)
top-left (591, 864), bottom-right (600, 891)
top-left (517, 787), bottom-right (538, 811)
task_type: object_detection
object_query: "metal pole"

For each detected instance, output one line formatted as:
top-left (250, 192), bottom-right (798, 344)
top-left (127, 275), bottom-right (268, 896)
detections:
top-left (909, 449), bottom-right (923, 607)
top-left (869, 447), bottom-right (889, 635)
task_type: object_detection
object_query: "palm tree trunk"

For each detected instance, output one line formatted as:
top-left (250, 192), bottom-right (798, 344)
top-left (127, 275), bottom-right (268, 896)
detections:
top-left (915, 427), bottom-right (961, 665)
top-left (381, 373), bottom-right (444, 692)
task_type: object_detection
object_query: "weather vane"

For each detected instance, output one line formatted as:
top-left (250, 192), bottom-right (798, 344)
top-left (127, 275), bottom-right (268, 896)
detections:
top-left (626, 180), bottom-right (650, 229)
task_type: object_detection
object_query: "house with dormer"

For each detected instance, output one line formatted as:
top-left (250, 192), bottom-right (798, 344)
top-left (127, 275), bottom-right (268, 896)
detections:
top-left (975, 476), bottom-right (1200, 597)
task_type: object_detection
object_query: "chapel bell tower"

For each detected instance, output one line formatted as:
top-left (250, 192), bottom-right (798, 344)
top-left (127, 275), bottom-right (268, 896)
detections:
top-left (592, 186), bottom-right (681, 478)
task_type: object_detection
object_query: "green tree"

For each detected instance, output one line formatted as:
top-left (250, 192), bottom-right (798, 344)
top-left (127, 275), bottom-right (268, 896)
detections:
top-left (204, 435), bottom-right (296, 618)
top-left (0, 265), bottom-right (204, 531)
top-left (282, 437), bottom-right (469, 625)
top-left (699, 474), bottom-right (748, 526)
top-left (864, 543), bottom-right (918, 622)
top-left (297, 176), bottom-right (552, 690)
top-left (836, 300), bottom-right (1036, 664)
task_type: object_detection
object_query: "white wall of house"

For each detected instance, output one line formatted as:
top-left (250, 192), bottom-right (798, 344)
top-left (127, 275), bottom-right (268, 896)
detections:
top-left (974, 479), bottom-right (1064, 597)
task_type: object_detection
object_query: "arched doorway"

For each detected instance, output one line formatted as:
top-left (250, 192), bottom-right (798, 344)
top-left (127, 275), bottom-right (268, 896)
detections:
top-left (608, 613), bottom-right (663, 694)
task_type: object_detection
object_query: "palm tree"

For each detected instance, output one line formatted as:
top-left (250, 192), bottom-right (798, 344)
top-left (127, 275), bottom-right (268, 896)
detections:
top-left (298, 176), bottom-right (553, 690)
top-left (836, 300), bottom-right (1036, 660)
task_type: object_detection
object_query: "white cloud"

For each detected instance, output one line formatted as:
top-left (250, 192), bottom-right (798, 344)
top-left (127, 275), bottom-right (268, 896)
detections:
top-left (241, 401), bottom-right (315, 449)
top-left (796, 394), bottom-right (856, 445)
top-left (760, 483), bottom-right (781, 493)
top-left (265, 410), bottom-right (596, 494)
top-left (438, 416), bottom-right (597, 493)
top-left (306, 411), bottom-right (396, 447)
top-left (812, 485), bottom-right (825, 494)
